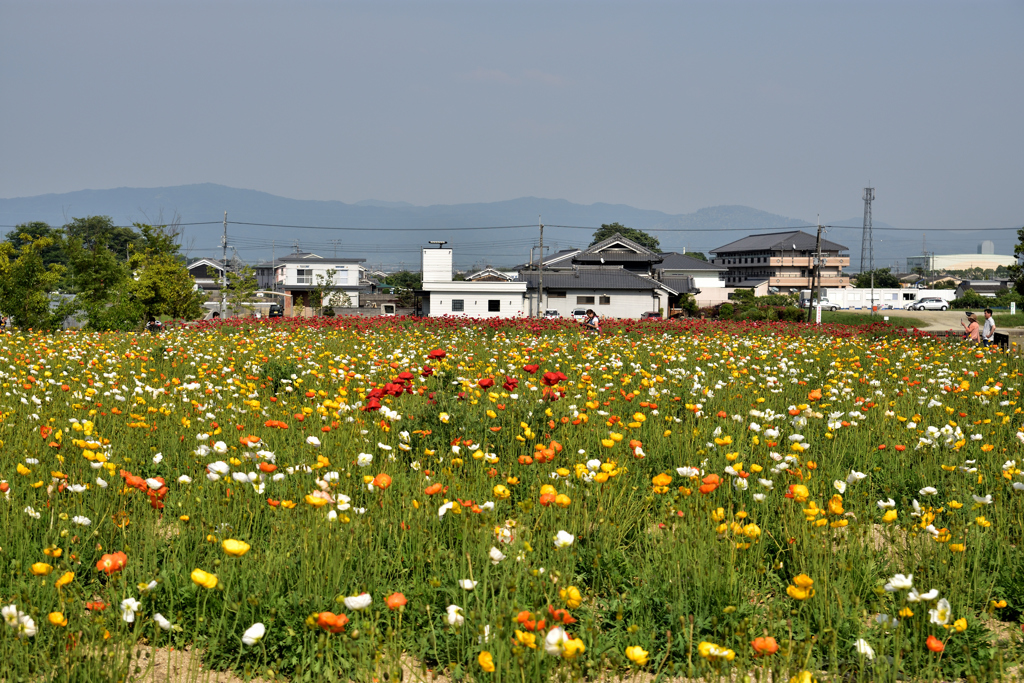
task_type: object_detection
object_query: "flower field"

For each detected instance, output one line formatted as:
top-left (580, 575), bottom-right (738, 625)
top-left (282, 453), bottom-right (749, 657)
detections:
top-left (2, 317), bottom-right (1023, 682)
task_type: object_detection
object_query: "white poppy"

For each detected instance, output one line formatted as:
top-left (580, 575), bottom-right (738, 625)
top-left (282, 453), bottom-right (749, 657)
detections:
top-left (153, 613), bottom-right (172, 630)
top-left (489, 547), bottom-right (507, 565)
top-left (120, 597), bottom-right (142, 623)
top-left (553, 530), bottom-right (574, 549)
top-left (446, 604), bottom-right (464, 626)
top-left (343, 593), bottom-right (372, 611)
top-left (884, 574), bottom-right (913, 592)
top-left (242, 622), bottom-right (266, 646)
top-left (458, 579), bottom-right (477, 591)
top-left (854, 639), bottom-right (874, 660)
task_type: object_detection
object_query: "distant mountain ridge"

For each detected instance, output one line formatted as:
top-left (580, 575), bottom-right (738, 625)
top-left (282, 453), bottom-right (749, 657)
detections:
top-left (0, 184), bottom-right (888, 268)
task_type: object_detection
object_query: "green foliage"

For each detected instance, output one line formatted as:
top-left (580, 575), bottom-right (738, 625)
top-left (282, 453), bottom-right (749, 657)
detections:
top-left (0, 235), bottom-right (70, 329)
top-left (589, 222), bottom-right (661, 251)
top-left (385, 270), bottom-right (422, 307)
top-left (225, 265), bottom-right (259, 317)
top-left (4, 221), bottom-right (66, 270)
top-left (685, 251), bottom-right (708, 261)
top-left (128, 224), bottom-right (206, 322)
top-left (264, 358), bottom-right (299, 392)
top-left (719, 302), bottom-right (735, 319)
top-left (735, 307), bottom-right (767, 321)
top-left (679, 294), bottom-right (699, 316)
top-left (854, 268), bottom-right (901, 288)
top-left (64, 215), bottom-right (139, 261)
top-left (950, 288), bottom-right (989, 310)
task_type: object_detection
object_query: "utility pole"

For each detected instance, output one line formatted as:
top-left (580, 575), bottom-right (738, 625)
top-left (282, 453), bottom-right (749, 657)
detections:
top-left (220, 211), bottom-right (228, 318)
top-left (537, 216), bottom-right (544, 317)
top-left (807, 218), bottom-right (823, 323)
top-left (860, 185), bottom-right (875, 273)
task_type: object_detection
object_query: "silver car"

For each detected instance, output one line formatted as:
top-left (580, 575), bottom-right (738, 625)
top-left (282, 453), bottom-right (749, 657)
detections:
top-left (909, 297), bottom-right (949, 311)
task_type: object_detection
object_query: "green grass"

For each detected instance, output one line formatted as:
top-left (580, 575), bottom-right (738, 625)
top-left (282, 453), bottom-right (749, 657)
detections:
top-left (990, 313), bottom-right (1024, 328)
top-left (819, 310), bottom-right (928, 328)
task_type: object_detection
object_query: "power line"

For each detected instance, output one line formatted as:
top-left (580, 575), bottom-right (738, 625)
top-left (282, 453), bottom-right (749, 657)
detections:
top-left (227, 221), bottom-right (538, 231)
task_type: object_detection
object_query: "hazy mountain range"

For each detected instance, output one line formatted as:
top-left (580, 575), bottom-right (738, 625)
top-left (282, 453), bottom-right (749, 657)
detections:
top-left (0, 183), bottom-right (896, 269)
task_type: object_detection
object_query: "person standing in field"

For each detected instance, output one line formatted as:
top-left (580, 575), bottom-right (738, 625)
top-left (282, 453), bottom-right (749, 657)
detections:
top-left (961, 312), bottom-right (980, 344)
top-left (981, 308), bottom-right (996, 346)
top-left (581, 309), bottom-right (600, 333)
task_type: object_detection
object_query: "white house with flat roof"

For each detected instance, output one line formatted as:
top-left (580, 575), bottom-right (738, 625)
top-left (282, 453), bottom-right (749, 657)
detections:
top-left (418, 247), bottom-right (527, 318)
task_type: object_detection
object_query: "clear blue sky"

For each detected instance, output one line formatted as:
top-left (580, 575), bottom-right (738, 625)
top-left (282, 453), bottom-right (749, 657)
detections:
top-left (1, 1), bottom-right (1021, 242)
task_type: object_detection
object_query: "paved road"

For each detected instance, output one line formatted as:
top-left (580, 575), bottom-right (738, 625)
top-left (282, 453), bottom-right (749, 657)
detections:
top-left (875, 309), bottom-right (969, 331)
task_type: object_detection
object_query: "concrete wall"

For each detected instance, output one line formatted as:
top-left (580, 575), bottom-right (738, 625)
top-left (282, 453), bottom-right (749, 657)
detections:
top-left (531, 289), bottom-right (663, 318)
top-left (423, 291), bottom-right (525, 318)
top-left (422, 248), bottom-right (453, 282)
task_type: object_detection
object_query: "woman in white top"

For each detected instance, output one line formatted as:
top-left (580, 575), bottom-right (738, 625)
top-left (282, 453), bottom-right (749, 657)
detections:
top-left (581, 309), bottom-right (600, 333)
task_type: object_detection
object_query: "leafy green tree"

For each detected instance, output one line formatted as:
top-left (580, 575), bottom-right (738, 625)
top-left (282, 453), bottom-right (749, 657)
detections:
top-left (853, 268), bottom-right (901, 288)
top-left (5, 222), bottom-right (66, 269)
top-left (685, 251), bottom-right (708, 261)
top-left (128, 224), bottom-right (206, 321)
top-left (225, 265), bottom-right (259, 317)
top-left (589, 223), bottom-right (660, 251)
top-left (0, 235), bottom-right (71, 329)
top-left (64, 216), bottom-right (139, 261)
top-left (385, 270), bottom-right (421, 307)
top-left (310, 269), bottom-right (353, 316)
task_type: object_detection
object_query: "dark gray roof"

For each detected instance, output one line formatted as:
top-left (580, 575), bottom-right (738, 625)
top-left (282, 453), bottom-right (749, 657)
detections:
top-left (657, 252), bottom-right (727, 272)
top-left (712, 230), bottom-right (848, 255)
top-left (573, 233), bottom-right (663, 265)
top-left (659, 276), bottom-right (698, 294)
top-left (511, 248), bottom-right (580, 271)
top-left (518, 267), bottom-right (678, 295)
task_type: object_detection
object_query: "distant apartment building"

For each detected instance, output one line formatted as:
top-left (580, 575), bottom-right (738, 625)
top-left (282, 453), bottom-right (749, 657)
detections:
top-left (710, 230), bottom-right (850, 293)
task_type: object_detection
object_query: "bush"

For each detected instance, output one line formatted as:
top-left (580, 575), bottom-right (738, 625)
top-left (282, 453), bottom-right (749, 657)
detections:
top-left (735, 307), bottom-right (766, 321)
top-left (719, 303), bottom-right (734, 320)
top-left (781, 306), bottom-right (805, 322)
top-left (951, 288), bottom-right (988, 310)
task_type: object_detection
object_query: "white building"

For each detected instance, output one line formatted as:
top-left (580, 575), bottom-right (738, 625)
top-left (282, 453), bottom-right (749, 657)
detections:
top-left (276, 252), bottom-right (366, 315)
top-left (816, 287), bottom-right (957, 309)
top-left (419, 247), bottom-right (527, 318)
top-left (905, 253), bottom-right (1015, 272)
top-left (655, 252), bottom-right (727, 306)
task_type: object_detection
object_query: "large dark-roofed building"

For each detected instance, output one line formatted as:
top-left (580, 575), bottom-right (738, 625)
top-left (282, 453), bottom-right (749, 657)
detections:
top-left (711, 230), bottom-right (850, 293)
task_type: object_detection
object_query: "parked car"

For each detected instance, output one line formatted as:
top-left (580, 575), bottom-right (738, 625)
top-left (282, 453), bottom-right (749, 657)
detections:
top-left (908, 297), bottom-right (948, 311)
top-left (268, 304), bottom-right (284, 318)
top-left (570, 308), bottom-right (588, 322)
top-left (640, 312), bottom-right (662, 319)
top-left (801, 298), bottom-right (840, 311)
top-left (543, 309), bottom-right (560, 318)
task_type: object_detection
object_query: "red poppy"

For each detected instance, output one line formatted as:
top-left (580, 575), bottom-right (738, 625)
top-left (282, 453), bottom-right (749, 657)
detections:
top-left (523, 364), bottom-right (539, 374)
top-left (895, 445), bottom-right (906, 452)
top-left (386, 593), bottom-right (408, 610)
top-left (478, 377), bottom-right (495, 389)
top-left (926, 635), bottom-right (944, 653)
top-left (424, 483), bottom-right (443, 495)
top-left (85, 601), bottom-right (107, 611)
top-left (428, 349), bottom-right (447, 359)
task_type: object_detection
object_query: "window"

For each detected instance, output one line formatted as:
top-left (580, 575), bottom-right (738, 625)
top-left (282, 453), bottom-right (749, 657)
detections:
top-left (452, 299), bottom-right (464, 312)
top-left (576, 296), bottom-right (595, 305)
top-left (296, 268), bottom-right (312, 285)
top-left (599, 296), bottom-right (611, 305)
top-left (488, 300), bottom-right (500, 312)
top-left (547, 291), bottom-right (566, 298)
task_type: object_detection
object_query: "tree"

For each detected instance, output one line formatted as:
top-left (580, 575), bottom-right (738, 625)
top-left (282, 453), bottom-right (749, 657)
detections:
top-left (64, 216), bottom-right (139, 261)
top-left (225, 265), bottom-right (259, 317)
top-left (0, 235), bottom-right (71, 330)
top-left (128, 224), bottom-right (206, 322)
top-left (310, 269), bottom-right (353, 316)
top-left (589, 223), bottom-right (660, 251)
top-left (385, 270), bottom-right (422, 307)
top-left (853, 268), bottom-right (901, 289)
top-left (4, 222), bottom-right (65, 269)
top-left (685, 252), bottom-right (708, 262)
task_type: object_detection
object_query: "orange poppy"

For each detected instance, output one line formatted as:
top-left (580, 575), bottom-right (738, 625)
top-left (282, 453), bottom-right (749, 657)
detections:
top-left (372, 473), bottom-right (392, 490)
top-left (386, 593), bottom-right (408, 610)
top-left (96, 551), bottom-right (127, 574)
top-left (316, 611), bottom-right (349, 634)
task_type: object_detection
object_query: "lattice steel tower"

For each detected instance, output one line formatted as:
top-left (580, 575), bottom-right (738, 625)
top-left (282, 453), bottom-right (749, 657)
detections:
top-left (860, 186), bottom-right (875, 272)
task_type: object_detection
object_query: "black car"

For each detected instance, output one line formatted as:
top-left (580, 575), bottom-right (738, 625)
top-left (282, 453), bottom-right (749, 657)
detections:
top-left (268, 304), bottom-right (284, 318)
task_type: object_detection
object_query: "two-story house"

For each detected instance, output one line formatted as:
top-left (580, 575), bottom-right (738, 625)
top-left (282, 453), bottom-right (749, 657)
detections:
top-left (277, 252), bottom-right (366, 315)
top-left (711, 230), bottom-right (850, 293)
